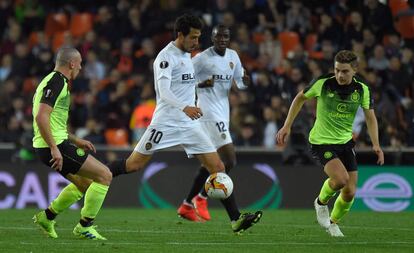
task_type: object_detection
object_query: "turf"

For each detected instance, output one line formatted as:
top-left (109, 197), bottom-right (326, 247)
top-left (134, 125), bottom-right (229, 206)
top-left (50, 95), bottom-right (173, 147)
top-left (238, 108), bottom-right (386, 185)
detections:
top-left (0, 209), bottom-right (413, 252)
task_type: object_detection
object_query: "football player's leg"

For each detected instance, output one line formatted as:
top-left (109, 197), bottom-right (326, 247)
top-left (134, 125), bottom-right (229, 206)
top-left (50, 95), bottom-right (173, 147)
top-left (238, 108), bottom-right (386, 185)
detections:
top-left (331, 171), bottom-right (357, 223)
top-left (74, 155), bottom-right (112, 240)
top-left (216, 143), bottom-right (240, 220)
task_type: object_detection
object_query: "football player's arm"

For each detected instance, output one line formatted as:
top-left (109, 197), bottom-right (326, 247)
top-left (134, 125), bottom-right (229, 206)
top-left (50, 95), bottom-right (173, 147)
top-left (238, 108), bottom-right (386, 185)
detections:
top-left (36, 103), bottom-right (63, 171)
top-left (193, 55), bottom-right (213, 88)
top-left (197, 79), bottom-right (214, 88)
top-left (363, 108), bottom-right (384, 165)
top-left (36, 103), bottom-right (57, 149)
top-left (276, 91), bottom-right (308, 145)
top-left (158, 77), bottom-right (202, 120)
top-left (234, 55), bottom-right (249, 89)
top-left (158, 77), bottom-right (187, 110)
top-left (68, 133), bottom-right (96, 153)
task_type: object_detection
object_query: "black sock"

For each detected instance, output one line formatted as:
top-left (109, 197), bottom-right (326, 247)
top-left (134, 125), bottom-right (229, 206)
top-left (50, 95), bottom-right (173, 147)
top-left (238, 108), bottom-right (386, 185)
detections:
top-left (185, 167), bottom-right (210, 203)
top-left (80, 217), bottom-right (94, 227)
top-left (317, 198), bottom-right (326, 206)
top-left (107, 159), bottom-right (127, 177)
top-left (45, 208), bottom-right (57, 220)
top-left (221, 194), bottom-right (241, 221)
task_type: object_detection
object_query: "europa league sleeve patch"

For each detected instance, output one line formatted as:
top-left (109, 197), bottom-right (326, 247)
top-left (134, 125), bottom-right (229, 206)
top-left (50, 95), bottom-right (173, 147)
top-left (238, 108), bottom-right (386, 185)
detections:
top-left (160, 61), bottom-right (169, 69)
top-left (44, 89), bottom-right (53, 98)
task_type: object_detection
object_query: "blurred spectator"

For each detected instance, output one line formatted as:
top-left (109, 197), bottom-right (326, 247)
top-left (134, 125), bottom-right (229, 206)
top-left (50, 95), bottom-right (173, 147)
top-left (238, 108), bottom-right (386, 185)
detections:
top-left (234, 115), bottom-right (261, 147)
top-left (0, 1), bottom-right (412, 149)
top-left (368, 45), bottom-right (389, 72)
top-left (84, 50), bottom-right (105, 81)
top-left (262, 106), bottom-right (278, 149)
top-left (0, 54), bottom-right (12, 81)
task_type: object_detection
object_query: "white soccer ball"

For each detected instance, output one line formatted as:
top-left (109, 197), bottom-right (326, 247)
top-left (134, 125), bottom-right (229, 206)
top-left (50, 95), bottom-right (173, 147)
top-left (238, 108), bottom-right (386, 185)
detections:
top-left (204, 172), bottom-right (234, 199)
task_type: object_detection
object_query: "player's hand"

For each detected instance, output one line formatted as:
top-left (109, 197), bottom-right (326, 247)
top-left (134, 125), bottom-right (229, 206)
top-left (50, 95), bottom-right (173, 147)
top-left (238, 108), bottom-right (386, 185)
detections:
top-left (242, 68), bottom-right (251, 87)
top-left (198, 78), bottom-right (214, 88)
top-left (183, 106), bottom-right (203, 120)
top-left (50, 146), bottom-right (63, 171)
top-left (373, 145), bottom-right (384, 165)
top-left (276, 126), bottom-right (291, 145)
top-left (76, 139), bottom-right (96, 153)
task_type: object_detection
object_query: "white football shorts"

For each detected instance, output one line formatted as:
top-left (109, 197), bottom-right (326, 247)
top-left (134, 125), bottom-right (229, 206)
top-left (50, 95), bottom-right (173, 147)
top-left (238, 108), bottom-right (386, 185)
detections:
top-left (200, 121), bottom-right (233, 149)
top-left (134, 122), bottom-right (216, 156)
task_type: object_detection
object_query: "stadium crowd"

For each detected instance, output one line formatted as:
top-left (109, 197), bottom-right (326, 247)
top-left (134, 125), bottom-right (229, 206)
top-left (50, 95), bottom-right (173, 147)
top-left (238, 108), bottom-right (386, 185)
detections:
top-left (1, 0), bottom-right (414, 151)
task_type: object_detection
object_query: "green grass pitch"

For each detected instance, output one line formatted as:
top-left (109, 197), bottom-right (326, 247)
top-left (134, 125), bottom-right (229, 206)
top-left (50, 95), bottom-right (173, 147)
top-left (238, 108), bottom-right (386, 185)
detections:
top-left (0, 209), bottom-right (413, 252)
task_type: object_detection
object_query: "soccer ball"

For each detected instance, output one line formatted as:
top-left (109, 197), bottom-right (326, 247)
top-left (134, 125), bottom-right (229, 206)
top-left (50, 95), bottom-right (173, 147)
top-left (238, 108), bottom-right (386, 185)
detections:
top-left (204, 172), bottom-right (233, 199)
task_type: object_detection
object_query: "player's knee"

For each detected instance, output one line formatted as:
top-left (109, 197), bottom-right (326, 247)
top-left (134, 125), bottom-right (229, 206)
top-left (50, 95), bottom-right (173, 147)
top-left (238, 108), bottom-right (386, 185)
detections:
top-left (332, 177), bottom-right (349, 189)
top-left (93, 168), bottom-right (112, 186)
top-left (341, 188), bottom-right (356, 200)
top-left (101, 168), bottom-right (113, 185)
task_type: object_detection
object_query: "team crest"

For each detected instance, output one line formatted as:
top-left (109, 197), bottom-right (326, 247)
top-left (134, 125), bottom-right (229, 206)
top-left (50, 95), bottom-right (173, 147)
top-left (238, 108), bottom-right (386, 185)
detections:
top-left (145, 142), bottom-right (152, 150)
top-left (351, 90), bottom-right (360, 102)
top-left (160, 61), bottom-right (169, 69)
top-left (221, 133), bottom-right (226, 139)
top-left (76, 148), bottom-right (85, 157)
top-left (324, 151), bottom-right (333, 159)
top-left (229, 62), bottom-right (234, 70)
top-left (336, 103), bottom-right (347, 112)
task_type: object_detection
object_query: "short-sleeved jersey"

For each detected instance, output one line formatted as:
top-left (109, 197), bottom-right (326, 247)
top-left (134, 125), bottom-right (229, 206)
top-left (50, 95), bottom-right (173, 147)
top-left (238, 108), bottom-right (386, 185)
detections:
top-left (151, 42), bottom-right (197, 126)
top-left (32, 71), bottom-right (70, 148)
top-left (303, 74), bottom-right (373, 145)
top-left (193, 47), bottom-right (245, 122)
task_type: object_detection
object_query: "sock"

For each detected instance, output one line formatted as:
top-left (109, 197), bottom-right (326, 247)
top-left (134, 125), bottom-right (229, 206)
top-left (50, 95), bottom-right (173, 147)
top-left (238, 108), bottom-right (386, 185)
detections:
top-left (331, 194), bottom-right (354, 223)
top-left (220, 194), bottom-right (241, 221)
top-left (49, 183), bottom-right (84, 215)
top-left (318, 179), bottom-right (338, 204)
top-left (185, 167), bottom-right (210, 203)
top-left (80, 217), bottom-right (94, 227)
top-left (45, 208), bottom-right (57, 220)
top-left (107, 159), bottom-right (127, 177)
top-left (80, 182), bottom-right (109, 220)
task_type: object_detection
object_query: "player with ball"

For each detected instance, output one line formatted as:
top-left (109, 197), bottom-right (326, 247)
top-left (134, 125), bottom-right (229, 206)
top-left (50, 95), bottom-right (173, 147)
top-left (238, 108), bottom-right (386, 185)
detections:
top-left (106, 15), bottom-right (261, 234)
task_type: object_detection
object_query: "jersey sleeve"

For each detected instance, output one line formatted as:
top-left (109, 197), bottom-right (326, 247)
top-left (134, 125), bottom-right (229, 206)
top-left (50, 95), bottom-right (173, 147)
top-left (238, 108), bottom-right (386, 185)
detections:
top-left (303, 78), bottom-right (324, 98)
top-left (154, 52), bottom-right (173, 81)
top-left (361, 84), bottom-right (374, 109)
top-left (39, 73), bottom-right (65, 107)
top-left (233, 53), bottom-right (246, 89)
top-left (192, 53), bottom-right (205, 82)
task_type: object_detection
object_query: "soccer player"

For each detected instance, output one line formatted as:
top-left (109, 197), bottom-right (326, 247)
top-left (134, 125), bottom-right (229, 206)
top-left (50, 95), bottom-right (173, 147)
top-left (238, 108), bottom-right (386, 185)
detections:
top-left (176, 24), bottom-right (251, 223)
top-left (32, 47), bottom-right (111, 240)
top-left (276, 50), bottom-right (384, 237)
top-left (108, 14), bottom-right (262, 233)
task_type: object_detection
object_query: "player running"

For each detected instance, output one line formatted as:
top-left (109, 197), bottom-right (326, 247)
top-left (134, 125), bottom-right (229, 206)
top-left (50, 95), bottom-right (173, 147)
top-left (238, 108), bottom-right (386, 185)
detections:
top-left (276, 50), bottom-right (384, 237)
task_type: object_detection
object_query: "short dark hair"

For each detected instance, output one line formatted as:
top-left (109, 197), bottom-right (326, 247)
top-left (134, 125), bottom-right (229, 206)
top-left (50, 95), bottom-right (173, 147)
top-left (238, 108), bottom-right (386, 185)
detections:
top-left (212, 24), bottom-right (229, 36)
top-left (174, 13), bottom-right (203, 38)
top-left (334, 50), bottom-right (358, 69)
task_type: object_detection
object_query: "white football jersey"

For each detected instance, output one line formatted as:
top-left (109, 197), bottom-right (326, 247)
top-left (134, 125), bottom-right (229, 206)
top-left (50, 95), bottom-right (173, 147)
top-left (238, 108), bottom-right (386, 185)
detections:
top-left (151, 42), bottom-right (197, 126)
top-left (193, 47), bottom-right (246, 122)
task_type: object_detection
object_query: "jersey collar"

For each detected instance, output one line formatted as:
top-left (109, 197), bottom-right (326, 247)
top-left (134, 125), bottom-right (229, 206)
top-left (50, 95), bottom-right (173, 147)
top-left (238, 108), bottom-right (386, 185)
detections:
top-left (170, 42), bottom-right (188, 55)
top-left (54, 70), bottom-right (69, 82)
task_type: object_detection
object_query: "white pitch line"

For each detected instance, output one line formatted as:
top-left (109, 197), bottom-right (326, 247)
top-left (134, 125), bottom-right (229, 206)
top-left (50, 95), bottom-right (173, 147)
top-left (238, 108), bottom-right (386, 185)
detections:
top-left (10, 241), bottom-right (414, 246)
top-left (260, 224), bottom-right (414, 232)
top-left (2, 224), bottom-right (414, 233)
